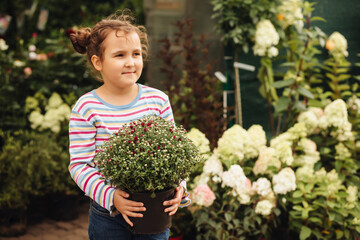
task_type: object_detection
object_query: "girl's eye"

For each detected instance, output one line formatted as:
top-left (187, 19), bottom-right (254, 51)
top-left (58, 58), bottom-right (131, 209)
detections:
top-left (134, 52), bottom-right (141, 56)
top-left (116, 54), bottom-right (123, 57)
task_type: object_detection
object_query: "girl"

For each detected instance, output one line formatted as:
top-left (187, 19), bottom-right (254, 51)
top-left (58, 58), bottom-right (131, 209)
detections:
top-left (68, 10), bottom-right (190, 240)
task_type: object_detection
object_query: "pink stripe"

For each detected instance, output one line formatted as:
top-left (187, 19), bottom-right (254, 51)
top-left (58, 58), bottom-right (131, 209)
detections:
top-left (69, 131), bottom-right (96, 135)
top-left (93, 180), bottom-right (104, 199)
top-left (78, 101), bottom-right (103, 112)
top-left (161, 106), bottom-right (171, 115)
top-left (70, 118), bottom-right (87, 122)
top-left (69, 162), bottom-right (80, 171)
top-left (103, 187), bottom-right (110, 208)
top-left (95, 138), bottom-right (109, 141)
top-left (139, 95), bottom-right (166, 102)
top-left (70, 142), bottom-right (95, 149)
top-left (83, 172), bottom-right (98, 191)
top-left (76, 166), bottom-right (91, 182)
top-left (71, 155), bottom-right (94, 161)
top-left (87, 107), bottom-right (161, 121)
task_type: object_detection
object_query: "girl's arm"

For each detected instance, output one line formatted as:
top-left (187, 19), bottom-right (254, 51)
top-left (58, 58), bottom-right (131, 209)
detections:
top-left (68, 110), bottom-right (117, 214)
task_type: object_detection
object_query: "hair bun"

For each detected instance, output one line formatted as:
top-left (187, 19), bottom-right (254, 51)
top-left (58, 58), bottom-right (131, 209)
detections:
top-left (69, 28), bottom-right (91, 54)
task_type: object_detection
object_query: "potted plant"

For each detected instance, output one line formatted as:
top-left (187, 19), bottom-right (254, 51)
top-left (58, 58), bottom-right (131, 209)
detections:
top-left (95, 115), bottom-right (201, 234)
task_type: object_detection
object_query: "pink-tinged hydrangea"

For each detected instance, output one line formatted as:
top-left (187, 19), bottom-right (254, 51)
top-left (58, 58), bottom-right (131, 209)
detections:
top-left (192, 184), bottom-right (216, 207)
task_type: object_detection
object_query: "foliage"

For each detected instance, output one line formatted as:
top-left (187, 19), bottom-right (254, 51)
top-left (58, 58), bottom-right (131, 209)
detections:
top-left (158, 18), bottom-right (226, 149)
top-left (0, 130), bottom-right (78, 210)
top-left (0, 0), bottom-right (145, 50)
top-left (210, 0), bottom-right (282, 53)
top-left (95, 115), bottom-right (202, 194)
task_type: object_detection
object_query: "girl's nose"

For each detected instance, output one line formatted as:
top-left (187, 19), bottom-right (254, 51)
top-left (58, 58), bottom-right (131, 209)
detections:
top-left (125, 57), bottom-right (135, 67)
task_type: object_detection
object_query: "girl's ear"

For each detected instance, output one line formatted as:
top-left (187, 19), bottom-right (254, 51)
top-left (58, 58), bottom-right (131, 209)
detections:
top-left (91, 55), bottom-right (102, 71)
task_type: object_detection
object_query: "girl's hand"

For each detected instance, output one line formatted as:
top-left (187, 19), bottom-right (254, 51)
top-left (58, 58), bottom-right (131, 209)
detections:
top-left (113, 189), bottom-right (146, 227)
top-left (163, 185), bottom-right (185, 216)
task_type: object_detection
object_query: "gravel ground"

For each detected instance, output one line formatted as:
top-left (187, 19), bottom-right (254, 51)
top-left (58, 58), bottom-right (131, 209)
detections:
top-left (0, 201), bottom-right (90, 240)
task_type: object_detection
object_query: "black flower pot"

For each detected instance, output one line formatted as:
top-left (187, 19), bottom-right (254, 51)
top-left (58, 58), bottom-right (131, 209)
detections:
top-left (128, 188), bottom-right (175, 234)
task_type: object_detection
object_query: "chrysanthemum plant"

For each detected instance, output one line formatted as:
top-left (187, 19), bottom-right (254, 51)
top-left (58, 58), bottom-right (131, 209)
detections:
top-left (94, 115), bottom-right (201, 196)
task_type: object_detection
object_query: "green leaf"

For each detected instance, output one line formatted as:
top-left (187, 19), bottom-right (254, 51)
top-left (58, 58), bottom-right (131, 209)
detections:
top-left (297, 86), bottom-right (314, 99)
top-left (310, 16), bottom-right (326, 22)
top-left (274, 96), bottom-right (291, 113)
top-left (336, 230), bottom-right (344, 239)
top-left (293, 190), bottom-right (303, 198)
top-left (271, 78), bottom-right (296, 88)
top-left (300, 226), bottom-right (312, 240)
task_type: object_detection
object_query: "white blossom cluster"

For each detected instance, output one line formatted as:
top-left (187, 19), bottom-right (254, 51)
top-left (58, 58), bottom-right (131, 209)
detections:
top-left (326, 32), bottom-right (349, 58)
top-left (27, 93), bottom-right (71, 133)
top-left (293, 138), bottom-right (320, 181)
top-left (272, 167), bottom-right (296, 194)
top-left (187, 128), bottom-right (211, 156)
top-left (217, 125), bottom-right (248, 164)
top-left (314, 168), bottom-right (342, 196)
top-left (253, 147), bottom-right (281, 176)
top-left (0, 38), bottom-right (9, 51)
top-left (347, 95), bottom-right (360, 115)
top-left (298, 99), bottom-right (354, 142)
top-left (298, 107), bottom-right (324, 135)
top-left (217, 124), bottom-right (266, 166)
top-left (253, 20), bottom-right (279, 58)
top-left (320, 99), bottom-right (354, 141)
top-left (277, 0), bottom-right (304, 30)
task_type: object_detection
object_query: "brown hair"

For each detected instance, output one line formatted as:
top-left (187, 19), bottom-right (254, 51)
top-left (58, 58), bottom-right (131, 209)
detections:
top-left (68, 9), bottom-right (148, 70)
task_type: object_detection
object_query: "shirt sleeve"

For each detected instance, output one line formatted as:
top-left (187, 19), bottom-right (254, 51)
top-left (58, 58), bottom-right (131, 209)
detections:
top-left (68, 110), bottom-right (117, 215)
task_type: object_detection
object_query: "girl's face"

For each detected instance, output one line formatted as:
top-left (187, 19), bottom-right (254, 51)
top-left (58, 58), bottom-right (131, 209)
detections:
top-left (93, 30), bottom-right (143, 90)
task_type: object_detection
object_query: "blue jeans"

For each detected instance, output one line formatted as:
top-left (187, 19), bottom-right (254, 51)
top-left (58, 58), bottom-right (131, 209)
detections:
top-left (88, 200), bottom-right (169, 240)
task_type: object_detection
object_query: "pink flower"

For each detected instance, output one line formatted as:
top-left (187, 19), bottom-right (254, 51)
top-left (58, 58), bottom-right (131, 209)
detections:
top-left (24, 67), bottom-right (32, 77)
top-left (192, 184), bottom-right (216, 207)
top-left (36, 53), bottom-right (47, 61)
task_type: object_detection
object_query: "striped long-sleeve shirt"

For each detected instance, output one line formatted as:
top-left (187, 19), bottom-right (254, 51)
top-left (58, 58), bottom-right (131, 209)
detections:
top-left (68, 84), bottom-right (191, 214)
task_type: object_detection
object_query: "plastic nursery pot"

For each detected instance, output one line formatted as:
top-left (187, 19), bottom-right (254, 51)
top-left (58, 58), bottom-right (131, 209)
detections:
top-left (128, 188), bottom-right (175, 234)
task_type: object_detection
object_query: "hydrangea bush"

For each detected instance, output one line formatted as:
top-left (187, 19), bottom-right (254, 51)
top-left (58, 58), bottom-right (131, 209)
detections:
top-left (188, 99), bottom-right (360, 239)
top-left (95, 115), bottom-right (201, 194)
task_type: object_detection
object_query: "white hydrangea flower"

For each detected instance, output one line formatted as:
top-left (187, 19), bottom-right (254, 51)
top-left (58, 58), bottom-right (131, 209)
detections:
top-left (13, 60), bottom-right (25, 67)
top-left (278, 0), bottom-right (304, 30)
top-left (244, 124), bottom-right (267, 159)
top-left (347, 95), bottom-right (360, 114)
top-left (335, 142), bottom-right (351, 159)
top-left (252, 178), bottom-right (272, 196)
top-left (221, 164), bottom-right (246, 189)
top-left (29, 111), bottom-right (44, 130)
top-left (28, 45), bottom-right (37, 52)
top-left (187, 128), bottom-right (211, 155)
top-left (42, 108), bottom-right (62, 133)
top-left (346, 186), bottom-right (358, 203)
top-left (253, 147), bottom-right (281, 176)
top-left (57, 103), bottom-right (71, 121)
top-left (203, 152), bottom-right (223, 176)
top-left (324, 99), bottom-right (348, 128)
top-left (0, 38), bottom-right (8, 51)
top-left (46, 92), bottom-right (63, 110)
top-left (253, 20), bottom-right (280, 58)
top-left (272, 167), bottom-right (296, 194)
top-left (298, 110), bottom-right (319, 135)
top-left (326, 32), bottom-right (348, 58)
top-left (255, 200), bottom-right (273, 216)
top-left (273, 140), bottom-right (294, 166)
top-left (295, 165), bottom-right (314, 182)
top-left (293, 138), bottom-right (320, 167)
top-left (286, 122), bottom-right (307, 140)
top-left (217, 125), bottom-right (248, 163)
